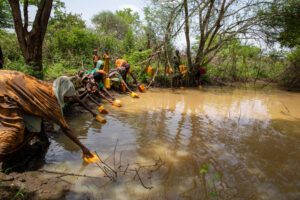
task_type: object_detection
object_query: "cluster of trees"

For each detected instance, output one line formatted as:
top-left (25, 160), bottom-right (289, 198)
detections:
top-left (0, 0), bottom-right (151, 79)
top-left (0, 0), bottom-right (299, 89)
top-left (261, 0), bottom-right (300, 89)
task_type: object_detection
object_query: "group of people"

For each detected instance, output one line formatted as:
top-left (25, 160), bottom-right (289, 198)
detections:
top-left (0, 48), bottom-right (206, 164)
top-left (0, 49), bottom-right (145, 163)
top-left (169, 49), bottom-right (206, 86)
top-left (87, 49), bottom-right (144, 98)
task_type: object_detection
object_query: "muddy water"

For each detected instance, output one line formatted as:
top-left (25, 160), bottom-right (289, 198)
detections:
top-left (44, 88), bottom-right (300, 200)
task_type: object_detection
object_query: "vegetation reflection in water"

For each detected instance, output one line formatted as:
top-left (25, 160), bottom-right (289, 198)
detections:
top-left (44, 88), bottom-right (300, 200)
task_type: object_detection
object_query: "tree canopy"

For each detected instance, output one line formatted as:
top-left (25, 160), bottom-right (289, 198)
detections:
top-left (261, 0), bottom-right (300, 47)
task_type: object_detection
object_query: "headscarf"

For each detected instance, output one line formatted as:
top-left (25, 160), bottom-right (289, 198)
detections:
top-left (53, 76), bottom-right (77, 109)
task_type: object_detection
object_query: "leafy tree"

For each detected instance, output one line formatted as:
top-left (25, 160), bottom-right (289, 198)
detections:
top-left (261, 0), bottom-right (300, 47)
top-left (92, 11), bottom-right (128, 40)
top-left (116, 8), bottom-right (141, 32)
top-left (123, 29), bottom-right (134, 53)
top-left (261, 0), bottom-right (300, 90)
top-left (0, 0), bottom-right (13, 28)
top-left (43, 5), bottom-right (97, 68)
top-left (0, 0), bottom-right (14, 68)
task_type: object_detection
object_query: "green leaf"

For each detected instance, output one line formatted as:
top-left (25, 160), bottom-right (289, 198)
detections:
top-left (199, 163), bottom-right (210, 174)
top-left (209, 191), bottom-right (218, 198)
top-left (213, 172), bottom-right (222, 181)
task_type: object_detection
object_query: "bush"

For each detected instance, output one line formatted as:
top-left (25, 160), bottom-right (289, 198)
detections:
top-left (44, 63), bottom-right (79, 80)
top-left (280, 47), bottom-right (300, 90)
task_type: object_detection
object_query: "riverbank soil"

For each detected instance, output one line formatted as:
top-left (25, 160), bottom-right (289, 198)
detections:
top-left (0, 171), bottom-right (71, 199)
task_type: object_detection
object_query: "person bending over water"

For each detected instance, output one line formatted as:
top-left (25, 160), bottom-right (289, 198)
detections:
top-left (115, 59), bottom-right (139, 85)
top-left (109, 66), bottom-right (134, 93)
top-left (82, 70), bottom-right (116, 104)
top-left (0, 70), bottom-right (95, 160)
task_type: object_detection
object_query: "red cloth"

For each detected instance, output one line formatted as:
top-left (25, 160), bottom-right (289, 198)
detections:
top-left (199, 67), bottom-right (206, 75)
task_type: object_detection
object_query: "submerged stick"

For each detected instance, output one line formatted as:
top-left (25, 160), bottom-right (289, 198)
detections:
top-left (134, 168), bottom-right (153, 190)
top-left (113, 139), bottom-right (119, 170)
top-left (38, 169), bottom-right (101, 179)
top-left (95, 151), bottom-right (117, 177)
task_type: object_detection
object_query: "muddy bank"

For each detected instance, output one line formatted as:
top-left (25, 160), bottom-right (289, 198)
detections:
top-left (0, 104), bottom-right (100, 199)
top-left (0, 171), bottom-right (72, 200)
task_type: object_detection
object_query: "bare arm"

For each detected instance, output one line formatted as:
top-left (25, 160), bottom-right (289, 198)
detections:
top-left (98, 91), bottom-right (113, 103)
top-left (87, 94), bottom-right (101, 106)
top-left (129, 71), bottom-right (138, 85)
top-left (101, 87), bottom-right (115, 100)
top-left (62, 127), bottom-right (92, 157)
top-left (121, 80), bottom-right (133, 93)
top-left (74, 95), bottom-right (97, 117)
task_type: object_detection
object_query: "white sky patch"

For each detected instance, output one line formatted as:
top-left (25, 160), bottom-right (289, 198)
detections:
top-left (119, 4), bottom-right (141, 13)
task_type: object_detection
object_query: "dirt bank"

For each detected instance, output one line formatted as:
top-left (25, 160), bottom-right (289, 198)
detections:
top-left (0, 171), bottom-right (72, 199)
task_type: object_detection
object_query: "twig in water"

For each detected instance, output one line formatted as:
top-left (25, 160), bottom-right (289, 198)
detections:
top-left (280, 101), bottom-right (290, 113)
top-left (113, 139), bottom-right (119, 170)
top-left (95, 151), bottom-right (117, 178)
top-left (95, 162), bottom-right (115, 182)
top-left (38, 169), bottom-right (101, 179)
top-left (134, 168), bottom-right (153, 190)
top-left (123, 162), bottom-right (130, 175)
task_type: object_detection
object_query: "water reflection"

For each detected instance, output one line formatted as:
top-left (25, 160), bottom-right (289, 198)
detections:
top-left (45, 88), bottom-right (300, 199)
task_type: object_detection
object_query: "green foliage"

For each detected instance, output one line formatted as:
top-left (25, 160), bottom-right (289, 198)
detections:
top-left (0, 30), bottom-right (22, 61)
top-left (13, 187), bottom-right (25, 200)
top-left (92, 11), bottom-right (128, 40)
top-left (44, 63), bottom-right (78, 80)
top-left (0, 0), bottom-right (13, 28)
top-left (124, 49), bottom-right (152, 65)
top-left (200, 163), bottom-right (210, 175)
top-left (116, 8), bottom-right (140, 27)
top-left (280, 47), bottom-right (300, 90)
top-left (0, 1), bottom-right (295, 88)
top-left (261, 0), bottom-right (300, 89)
top-left (44, 11), bottom-right (96, 70)
top-left (205, 39), bottom-right (285, 82)
top-left (92, 8), bottom-right (147, 55)
top-left (96, 35), bottom-right (123, 55)
top-left (51, 27), bottom-right (96, 56)
top-left (1, 167), bottom-right (12, 174)
top-left (262, 0), bottom-right (300, 47)
top-left (154, 74), bottom-right (171, 87)
top-left (123, 29), bottom-right (134, 53)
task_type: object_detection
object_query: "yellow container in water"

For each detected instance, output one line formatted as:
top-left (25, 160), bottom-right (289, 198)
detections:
top-left (104, 78), bottom-right (111, 89)
top-left (98, 105), bottom-right (108, 114)
top-left (95, 115), bottom-right (106, 123)
top-left (113, 99), bottom-right (122, 107)
top-left (131, 92), bottom-right (139, 98)
top-left (138, 84), bottom-right (146, 92)
top-left (83, 152), bottom-right (100, 164)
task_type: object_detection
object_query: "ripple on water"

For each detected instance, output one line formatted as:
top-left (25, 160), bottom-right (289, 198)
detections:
top-left (45, 88), bottom-right (300, 199)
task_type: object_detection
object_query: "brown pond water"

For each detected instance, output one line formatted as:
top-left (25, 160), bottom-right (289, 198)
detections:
top-left (44, 88), bottom-right (300, 200)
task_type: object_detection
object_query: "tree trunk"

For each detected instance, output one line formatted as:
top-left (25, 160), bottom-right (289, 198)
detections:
top-left (25, 39), bottom-right (43, 77)
top-left (183, 0), bottom-right (192, 71)
top-left (146, 31), bottom-right (151, 49)
top-left (8, 0), bottom-right (53, 79)
top-left (0, 45), bottom-right (3, 69)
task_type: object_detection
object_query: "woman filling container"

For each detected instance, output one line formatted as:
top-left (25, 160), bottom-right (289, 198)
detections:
top-left (0, 70), bottom-right (94, 160)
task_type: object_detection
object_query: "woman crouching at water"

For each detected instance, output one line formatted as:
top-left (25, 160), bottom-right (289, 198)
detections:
top-left (0, 70), bottom-right (95, 160)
